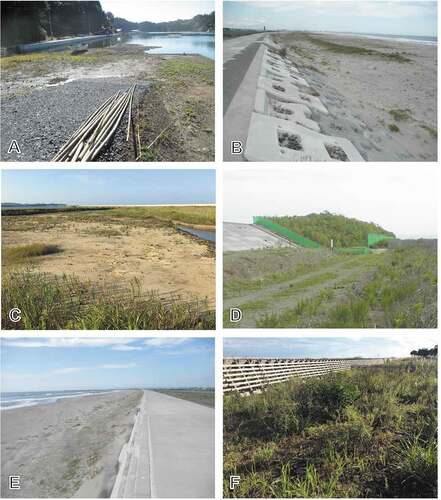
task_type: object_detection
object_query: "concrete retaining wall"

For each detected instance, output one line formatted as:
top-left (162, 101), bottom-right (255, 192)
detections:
top-left (223, 357), bottom-right (390, 394)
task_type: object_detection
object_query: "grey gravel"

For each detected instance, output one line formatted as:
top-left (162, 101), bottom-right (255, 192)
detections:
top-left (1, 78), bottom-right (148, 162)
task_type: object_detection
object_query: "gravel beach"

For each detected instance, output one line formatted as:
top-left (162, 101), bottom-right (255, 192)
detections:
top-left (278, 32), bottom-right (437, 161)
top-left (1, 390), bottom-right (142, 498)
top-left (1, 79), bottom-right (147, 162)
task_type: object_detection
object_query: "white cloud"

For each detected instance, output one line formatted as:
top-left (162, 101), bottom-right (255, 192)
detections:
top-left (1, 338), bottom-right (138, 348)
top-left (111, 345), bottom-right (143, 351)
top-left (143, 338), bottom-right (190, 348)
top-left (223, 165), bottom-right (437, 239)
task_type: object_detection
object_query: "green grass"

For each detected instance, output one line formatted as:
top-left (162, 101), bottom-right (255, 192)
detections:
top-left (2, 271), bottom-right (215, 330)
top-left (265, 212), bottom-right (394, 248)
top-left (104, 205), bottom-right (215, 226)
top-left (224, 360), bottom-right (437, 498)
top-left (157, 57), bottom-right (214, 87)
top-left (253, 245), bottom-right (437, 329)
top-left (0, 50), bottom-right (120, 76)
top-left (420, 124), bottom-right (437, 139)
top-left (388, 123), bottom-right (400, 133)
top-left (389, 108), bottom-right (412, 121)
top-left (2, 243), bottom-right (62, 266)
top-left (2, 205), bottom-right (216, 228)
top-left (155, 389), bottom-right (215, 408)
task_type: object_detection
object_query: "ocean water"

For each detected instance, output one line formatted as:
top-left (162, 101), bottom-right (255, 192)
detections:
top-left (126, 33), bottom-right (215, 59)
top-left (1, 390), bottom-right (116, 410)
top-left (330, 31), bottom-right (437, 45)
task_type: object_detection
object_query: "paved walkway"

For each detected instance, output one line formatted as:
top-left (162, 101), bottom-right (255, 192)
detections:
top-left (112, 390), bottom-right (215, 498)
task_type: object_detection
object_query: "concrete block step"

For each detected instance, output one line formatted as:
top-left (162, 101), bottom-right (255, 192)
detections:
top-left (258, 76), bottom-right (328, 114)
top-left (255, 88), bottom-right (320, 132)
top-left (245, 112), bottom-right (365, 162)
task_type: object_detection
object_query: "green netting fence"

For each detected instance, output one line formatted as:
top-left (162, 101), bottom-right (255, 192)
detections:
top-left (253, 216), bottom-right (321, 248)
top-left (368, 233), bottom-right (394, 247)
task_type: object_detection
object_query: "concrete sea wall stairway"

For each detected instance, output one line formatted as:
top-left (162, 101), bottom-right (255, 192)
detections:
top-left (245, 36), bottom-right (365, 161)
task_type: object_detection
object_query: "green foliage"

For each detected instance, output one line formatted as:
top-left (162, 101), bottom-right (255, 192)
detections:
top-left (266, 212), bottom-right (395, 248)
top-left (389, 123), bottom-right (400, 132)
top-left (224, 361), bottom-right (437, 498)
top-left (2, 243), bottom-right (62, 266)
top-left (158, 57), bottom-right (214, 87)
top-left (389, 108), bottom-right (412, 121)
top-left (2, 270), bottom-right (214, 330)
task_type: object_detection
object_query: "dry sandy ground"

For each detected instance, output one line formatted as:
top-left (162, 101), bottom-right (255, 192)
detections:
top-left (277, 32), bottom-right (437, 161)
top-left (1, 45), bottom-right (162, 98)
top-left (1, 390), bottom-right (142, 498)
top-left (3, 218), bottom-right (215, 302)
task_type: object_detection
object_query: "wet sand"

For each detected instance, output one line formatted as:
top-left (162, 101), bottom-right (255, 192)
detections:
top-left (278, 32), bottom-right (437, 161)
top-left (1, 390), bottom-right (142, 498)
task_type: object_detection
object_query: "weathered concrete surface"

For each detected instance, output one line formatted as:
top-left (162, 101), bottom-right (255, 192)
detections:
top-left (223, 43), bottom-right (266, 161)
top-left (245, 112), bottom-right (365, 162)
top-left (112, 390), bottom-right (214, 498)
top-left (258, 76), bottom-right (328, 115)
top-left (255, 88), bottom-right (320, 132)
top-left (224, 222), bottom-right (293, 252)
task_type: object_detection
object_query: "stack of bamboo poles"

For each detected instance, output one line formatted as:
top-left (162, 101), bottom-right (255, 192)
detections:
top-left (52, 84), bottom-right (136, 162)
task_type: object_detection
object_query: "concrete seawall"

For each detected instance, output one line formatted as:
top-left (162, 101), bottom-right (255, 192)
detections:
top-left (112, 390), bottom-right (214, 498)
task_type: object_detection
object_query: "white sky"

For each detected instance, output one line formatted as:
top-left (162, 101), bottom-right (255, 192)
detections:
top-left (223, 165), bottom-right (438, 239)
top-left (224, 334), bottom-right (439, 358)
top-left (100, 1), bottom-right (214, 23)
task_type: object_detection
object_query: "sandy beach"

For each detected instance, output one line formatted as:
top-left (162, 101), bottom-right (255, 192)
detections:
top-left (1, 390), bottom-right (142, 498)
top-left (276, 32), bottom-right (437, 161)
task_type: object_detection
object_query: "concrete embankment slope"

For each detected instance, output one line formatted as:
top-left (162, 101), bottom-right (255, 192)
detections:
top-left (112, 390), bottom-right (214, 498)
top-left (224, 222), bottom-right (295, 251)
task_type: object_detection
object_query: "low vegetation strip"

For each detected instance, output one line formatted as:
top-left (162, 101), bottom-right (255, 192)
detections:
top-left (2, 243), bottom-right (62, 266)
top-left (155, 389), bottom-right (215, 408)
top-left (2, 271), bottom-right (214, 330)
top-left (224, 360), bottom-right (437, 498)
top-left (225, 244), bottom-right (436, 328)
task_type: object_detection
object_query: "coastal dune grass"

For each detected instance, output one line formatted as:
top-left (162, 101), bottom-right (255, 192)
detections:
top-left (2, 243), bottom-right (62, 266)
top-left (305, 36), bottom-right (412, 63)
top-left (2, 270), bottom-right (215, 330)
top-left (224, 360), bottom-right (437, 498)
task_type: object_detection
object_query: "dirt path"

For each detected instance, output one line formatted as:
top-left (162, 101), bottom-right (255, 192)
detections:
top-left (3, 220), bottom-right (215, 302)
top-left (224, 254), bottom-right (381, 327)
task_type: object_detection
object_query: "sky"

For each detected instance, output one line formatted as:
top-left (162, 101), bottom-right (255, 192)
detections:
top-left (224, 1), bottom-right (437, 37)
top-left (1, 170), bottom-right (215, 206)
top-left (1, 338), bottom-right (214, 392)
top-left (223, 165), bottom-right (437, 239)
top-left (100, 0), bottom-right (214, 23)
top-left (224, 334), bottom-right (439, 358)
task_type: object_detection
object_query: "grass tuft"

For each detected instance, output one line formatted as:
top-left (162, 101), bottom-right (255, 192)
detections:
top-left (224, 360), bottom-right (437, 498)
top-left (2, 271), bottom-right (214, 330)
top-left (2, 243), bottom-right (62, 265)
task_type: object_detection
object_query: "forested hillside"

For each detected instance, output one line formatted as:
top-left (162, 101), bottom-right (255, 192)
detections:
top-left (267, 212), bottom-right (395, 247)
top-left (1, 1), bottom-right (108, 46)
top-left (113, 12), bottom-right (215, 32)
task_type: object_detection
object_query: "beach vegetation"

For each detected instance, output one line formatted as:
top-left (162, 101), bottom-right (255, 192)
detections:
top-left (155, 389), bottom-right (215, 408)
top-left (2, 243), bottom-right (62, 266)
top-left (2, 270), bottom-right (215, 330)
top-left (388, 123), bottom-right (400, 132)
top-left (305, 37), bottom-right (412, 63)
top-left (420, 124), bottom-right (437, 139)
top-left (224, 359), bottom-right (437, 498)
top-left (389, 108), bottom-right (412, 121)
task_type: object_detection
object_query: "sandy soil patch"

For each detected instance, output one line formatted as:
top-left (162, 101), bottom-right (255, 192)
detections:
top-left (278, 32), bottom-right (437, 161)
top-left (3, 220), bottom-right (215, 302)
